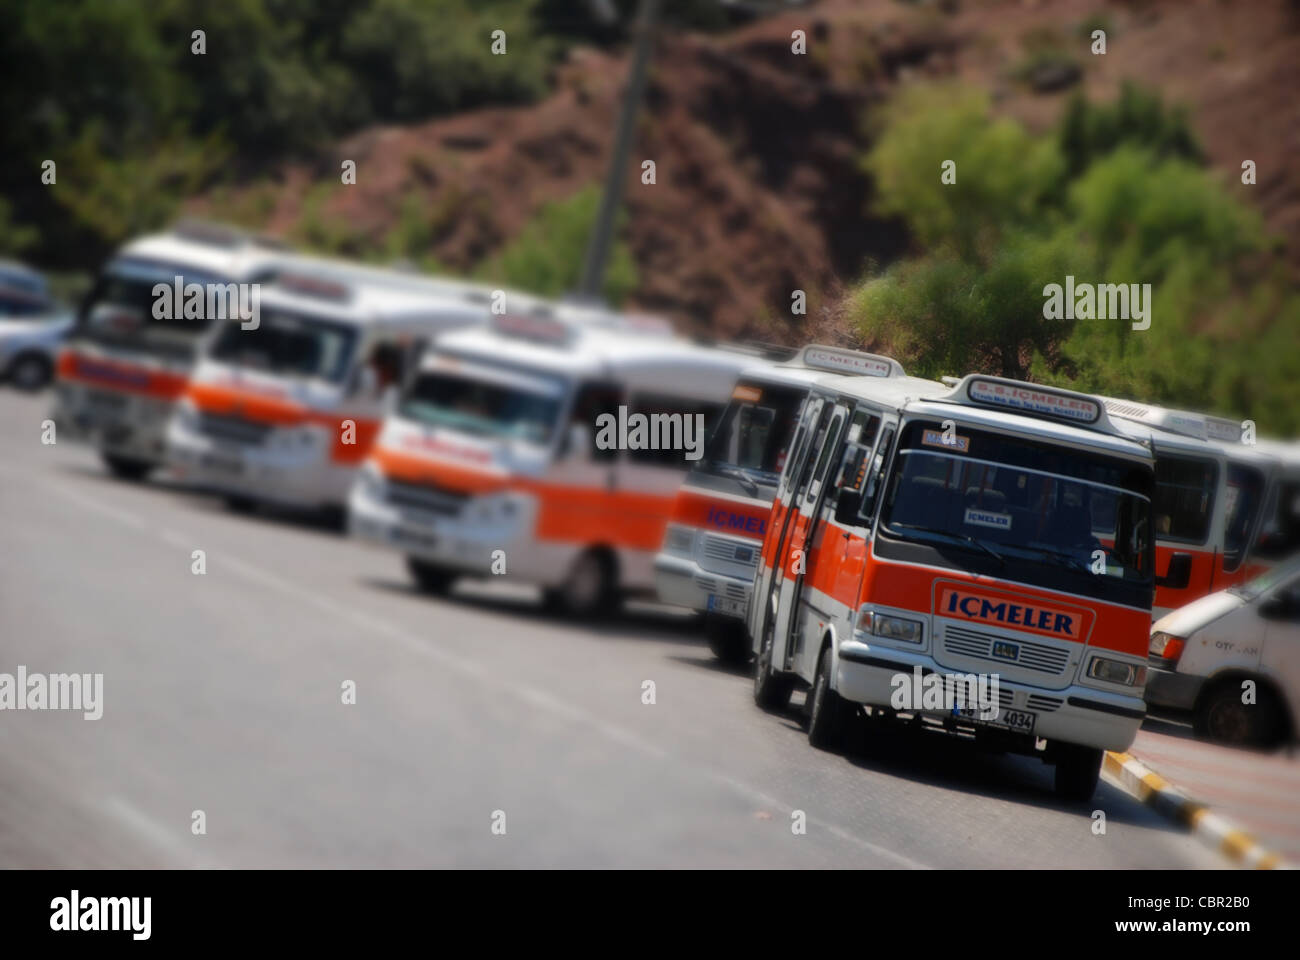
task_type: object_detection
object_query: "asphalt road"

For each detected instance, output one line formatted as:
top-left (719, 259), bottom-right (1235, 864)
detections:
top-left (0, 389), bottom-right (1226, 868)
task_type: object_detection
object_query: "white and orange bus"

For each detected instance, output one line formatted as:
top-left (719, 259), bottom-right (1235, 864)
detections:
top-left (348, 307), bottom-right (760, 614)
top-left (164, 272), bottom-right (493, 517)
top-left (654, 345), bottom-right (906, 661)
top-left (52, 222), bottom-right (293, 480)
top-left (1098, 398), bottom-right (1278, 615)
top-left (748, 374), bottom-right (1157, 800)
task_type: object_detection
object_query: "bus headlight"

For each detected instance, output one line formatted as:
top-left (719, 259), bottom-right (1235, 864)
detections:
top-left (856, 609), bottom-right (923, 645)
top-left (664, 524), bottom-right (694, 555)
top-left (1086, 656), bottom-right (1146, 687)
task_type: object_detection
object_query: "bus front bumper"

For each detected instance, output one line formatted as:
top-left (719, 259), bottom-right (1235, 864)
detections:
top-left (833, 639), bottom-right (1147, 754)
top-left (166, 421), bottom-right (352, 509)
top-left (52, 383), bottom-right (172, 462)
top-left (348, 480), bottom-right (533, 578)
top-left (653, 553), bottom-right (751, 619)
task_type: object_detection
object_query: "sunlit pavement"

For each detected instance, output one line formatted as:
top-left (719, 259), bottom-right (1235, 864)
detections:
top-left (1128, 719), bottom-right (1299, 865)
top-left (0, 389), bottom-right (1229, 868)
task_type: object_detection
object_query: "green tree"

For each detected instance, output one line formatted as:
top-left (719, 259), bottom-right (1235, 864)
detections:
top-left (476, 185), bottom-right (638, 304)
top-left (861, 85), bottom-right (1064, 261)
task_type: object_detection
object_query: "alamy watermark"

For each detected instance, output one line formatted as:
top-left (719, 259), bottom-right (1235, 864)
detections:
top-left (1043, 276), bottom-right (1151, 331)
top-left (0, 666), bottom-right (103, 719)
top-left (152, 276), bottom-right (260, 330)
top-left (890, 666), bottom-right (1001, 719)
top-left (594, 406), bottom-right (705, 461)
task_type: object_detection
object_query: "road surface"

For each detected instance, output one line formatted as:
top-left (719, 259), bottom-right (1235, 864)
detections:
top-left (0, 390), bottom-right (1226, 868)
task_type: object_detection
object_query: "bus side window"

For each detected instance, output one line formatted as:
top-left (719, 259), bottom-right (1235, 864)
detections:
top-left (831, 413), bottom-right (881, 524)
top-left (857, 424), bottom-right (896, 527)
top-left (568, 380), bottom-right (622, 462)
top-left (627, 392), bottom-right (721, 469)
top-left (805, 413), bottom-right (845, 504)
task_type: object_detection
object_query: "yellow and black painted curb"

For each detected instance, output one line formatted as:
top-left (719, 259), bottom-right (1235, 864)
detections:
top-left (1102, 751), bottom-right (1290, 869)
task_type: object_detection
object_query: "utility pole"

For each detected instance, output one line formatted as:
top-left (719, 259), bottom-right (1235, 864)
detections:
top-left (576, 0), bottom-right (662, 303)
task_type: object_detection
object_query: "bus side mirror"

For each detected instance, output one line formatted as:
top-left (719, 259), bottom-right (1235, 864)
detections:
top-left (834, 490), bottom-right (863, 526)
top-left (1155, 552), bottom-right (1192, 590)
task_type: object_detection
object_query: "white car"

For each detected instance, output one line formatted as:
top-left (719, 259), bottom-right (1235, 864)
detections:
top-left (0, 290), bottom-right (73, 390)
top-left (1147, 556), bottom-right (1300, 747)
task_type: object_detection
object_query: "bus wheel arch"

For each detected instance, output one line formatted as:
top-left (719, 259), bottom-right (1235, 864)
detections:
top-left (548, 545), bottom-right (618, 618)
top-left (807, 632), bottom-right (851, 750)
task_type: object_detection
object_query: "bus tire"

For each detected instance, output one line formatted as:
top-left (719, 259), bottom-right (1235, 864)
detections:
top-left (223, 495), bottom-right (257, 514)
top-left (705, 616), bottom-right (749, 663)
top-left (807, 645), bottom-right (851, 750)
top-left (551, 548), bottom-right (616, 618)
top-left (1053, 744), bottom-right (1102, 802)
top-left (753, 618), bottom-right (794, 711)
top-left (1193, 679), bottom-right (1287, 747)
top-left (101, 453), bottom-right (154, 482)
top-left (406, 556), bottom-right (456, 595)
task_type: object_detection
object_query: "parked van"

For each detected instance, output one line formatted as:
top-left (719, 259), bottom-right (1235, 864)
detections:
top-left (654, 345), bottom-right (906, 661)
top-left (749, 374), bottom-right (1157, 800)
top-left (348, 307), bottom-right (761, 614)
top-left (1147, 555), bottom-right (1300, 746)
top-left (165, 272), bottom-right (490, 514)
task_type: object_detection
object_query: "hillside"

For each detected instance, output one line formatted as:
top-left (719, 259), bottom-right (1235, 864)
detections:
top-left (193, 0), bottom-right (1300, 340)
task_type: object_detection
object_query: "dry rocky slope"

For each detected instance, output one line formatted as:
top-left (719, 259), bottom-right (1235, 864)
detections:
top-left (202, 0), bottom-right (1300, 342)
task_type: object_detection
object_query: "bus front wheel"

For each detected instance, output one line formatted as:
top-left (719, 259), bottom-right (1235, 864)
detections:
top-left (1053, 744), bottom-right (1102, 802)
top-left (406, 556), bottom-right (456, 595)
top-left (753, 619), bottom-right (794, 711)
top-left (101, 453), bottom-right (154, 482)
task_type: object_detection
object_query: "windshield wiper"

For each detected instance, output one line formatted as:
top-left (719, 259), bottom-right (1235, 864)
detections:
top-left (716, 465), bottom-right (760, 497)
top-left (1023, 547), bottom-right (1095, 575)
top-left (889, 523), bottom-right (1005, 565)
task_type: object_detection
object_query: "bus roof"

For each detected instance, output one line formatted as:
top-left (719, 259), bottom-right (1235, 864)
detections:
top-left (116, 228), bottom-right (287, 280)
top-left (426, 309), bottom-right (757, 391)
top-left (828, 373), bottom-right (1154, 462)
top-left (731, 344), bottom-right (907, 390)
top-left (1101, 395), bottom-right (1243, 444)
top-left (256, 273), bottom-right (489, 329)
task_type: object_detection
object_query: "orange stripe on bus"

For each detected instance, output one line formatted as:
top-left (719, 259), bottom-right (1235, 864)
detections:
top-left (187, 382), bottom-right (382, 465)
top-left (57, 349), bottom-right (189, 400)
top-left (370, 445), bottom-right (675, 552)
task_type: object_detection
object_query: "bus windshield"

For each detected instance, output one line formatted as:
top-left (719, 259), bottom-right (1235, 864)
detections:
top-left (697, 379), bottom-right (806, 489)
top-left (878, 421), bottom-right (1154, 598)
top-left (209, 309), bottom-right (357, 384)
top-left (398, 369), bottom-right (564, 446)
top-left (76, 258), bottom-right (232, 359)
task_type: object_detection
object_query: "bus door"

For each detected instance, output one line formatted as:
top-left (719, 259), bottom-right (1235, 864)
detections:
top-left (1151, 449), bottom-right (1221, 610)
top-left (768, 401), bottom-right (849, 673)
top-left (1213, 456), bottom-right (1273, 589)
top-left (787, 407), bottom-right (884, 670)
top-left (752, 397), bottom-right (827, 643)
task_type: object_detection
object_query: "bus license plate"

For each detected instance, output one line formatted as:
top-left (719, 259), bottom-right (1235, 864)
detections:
top-left (707, 594), bottom-right (745, 617)
top-left (954, 706), bottom-right (1036, 734)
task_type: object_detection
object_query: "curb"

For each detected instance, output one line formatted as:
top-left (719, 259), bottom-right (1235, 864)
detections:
top-left (1102, 751), bottom-right (1289, 869)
